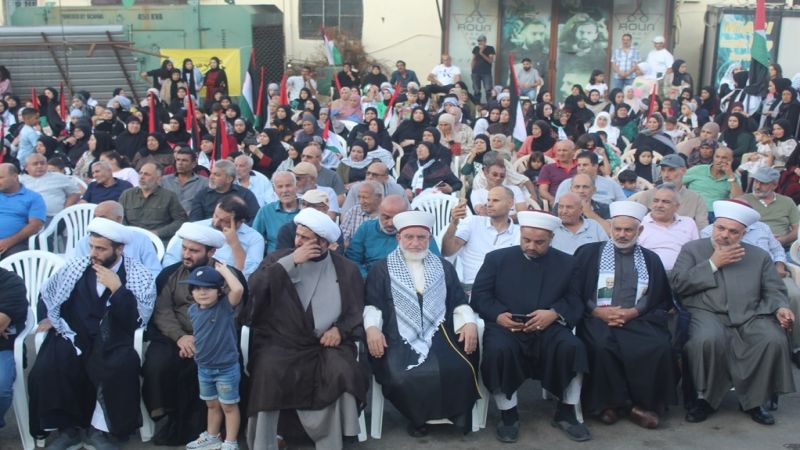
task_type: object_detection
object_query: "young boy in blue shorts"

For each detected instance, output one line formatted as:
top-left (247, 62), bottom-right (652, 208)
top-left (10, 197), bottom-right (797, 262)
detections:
top-left (180, 262), bottom-right (244, 450)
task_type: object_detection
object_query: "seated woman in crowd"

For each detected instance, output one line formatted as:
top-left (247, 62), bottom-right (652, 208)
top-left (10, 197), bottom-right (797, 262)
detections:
top-left (336, 140), bottom-right (372, 188)
top-left (397, 142), bottom-right (462, 198)
top-left (719, 112), bottom-right (757, 167)
top-left (392, 106), bottom-right (430, 166)
top-left (632, 112), bottom-right (676, 156)
top-left (99, 151), bottom-right (139, 187)
top-left (771, 119), bottom-right (798, 168)
top-left (517, 120), bottom-right (556, 158)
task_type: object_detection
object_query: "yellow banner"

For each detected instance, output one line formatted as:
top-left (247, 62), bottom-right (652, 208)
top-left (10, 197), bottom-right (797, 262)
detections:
top-left (161, 48), bottom-right (242, 97)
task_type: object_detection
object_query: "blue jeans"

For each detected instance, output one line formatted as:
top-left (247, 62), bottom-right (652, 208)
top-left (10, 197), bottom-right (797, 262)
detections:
top-left (0, 350), bottom-right (14, 428)
top-left (611, 77), bottom-right (634, 91)
top-left (197, 362), bottom-right (240, 405)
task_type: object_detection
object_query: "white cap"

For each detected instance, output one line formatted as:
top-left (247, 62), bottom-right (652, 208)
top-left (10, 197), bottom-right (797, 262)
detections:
top-left (87, 217), bottom-right (132, 245)
top-left (176, 222), bottom-right (226, 249)
top-left (393, 210), bottom-right (435, 233)
top-left (294, 208), bottom-right (341, 243)
top-left (517, 211), bottom-right (561, 231)
top-left (653, 35), bottom-right (666, 43)
top-left (712, 200), bottom-right (761, 227)
top-left (610, 201), bottom-right (648, 222)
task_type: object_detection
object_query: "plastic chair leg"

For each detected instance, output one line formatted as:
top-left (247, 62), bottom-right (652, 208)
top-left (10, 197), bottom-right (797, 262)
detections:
top-left (13, 343), bottom-right (35, 450)
top-left (357, 410), bottom-right (367, 442)
top-left (369, 376), bottom-right (384, 439)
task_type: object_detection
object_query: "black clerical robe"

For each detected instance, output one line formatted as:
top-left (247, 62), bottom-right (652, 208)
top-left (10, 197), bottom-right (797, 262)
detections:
top-left (573, 242), bottom-right (677, 413)
top-left (29, 265), bottom-right (142, 437)
top-left (364, 257), bottom-right (480, 430)
top-left (471, 246), bottom-right (588, 400)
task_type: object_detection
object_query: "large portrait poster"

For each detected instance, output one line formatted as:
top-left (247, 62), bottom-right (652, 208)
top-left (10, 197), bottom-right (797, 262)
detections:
top-left (498, 0), bottom-right (552, 89)
top-left (446, 0), bottom-right (500, 84)
top-left (554, 0), bottom-right (613, 102)
top-left (714, 12), bottom-right (780, 89)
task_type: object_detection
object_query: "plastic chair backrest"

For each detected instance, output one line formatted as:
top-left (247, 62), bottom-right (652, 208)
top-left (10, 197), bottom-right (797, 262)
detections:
top-left (411, 193), bottom-right (459, 239)
top-left (36, 203), bottom-right (96, 253)
top-left (128, 226), bottom-right (166, 261)
top-left (0, 250), bottom-right (66, 321)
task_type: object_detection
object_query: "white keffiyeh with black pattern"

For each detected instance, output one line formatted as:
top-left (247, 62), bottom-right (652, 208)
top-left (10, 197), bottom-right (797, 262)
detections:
top-left (386, 247), bottom-right (446, 369)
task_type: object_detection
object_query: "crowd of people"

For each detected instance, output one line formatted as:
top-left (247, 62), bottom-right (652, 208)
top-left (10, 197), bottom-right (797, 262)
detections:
top-left (1, 29), bottom-right (800, 450)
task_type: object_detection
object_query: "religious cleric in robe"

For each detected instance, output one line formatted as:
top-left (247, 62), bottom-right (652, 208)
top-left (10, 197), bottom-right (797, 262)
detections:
top-left (243, 208), bottom-right (368, 450)
top-left (363, 210), bottom-right (480, 437)
top-left (28, 217), bottom-right (156, 448)
top-left (471, 210), bottom-right (591, 443)
top-left (142, 222), bottom-right (248, 445)
top-left (573, 201), bottom-right (676, 429)
top-left (671, 200), bottom-right (796, 426)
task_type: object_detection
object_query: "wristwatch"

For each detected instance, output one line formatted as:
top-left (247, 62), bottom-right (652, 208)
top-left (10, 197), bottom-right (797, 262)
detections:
top-left (727, 178), bottom-right (735, 182)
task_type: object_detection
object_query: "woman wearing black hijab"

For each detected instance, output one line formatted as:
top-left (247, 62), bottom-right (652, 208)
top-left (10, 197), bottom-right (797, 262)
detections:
top-left (720, 112), bottom-right (756, 166)
top-left (36, 135), bottom-right (65, 160)
top-left (133, 132), bottom-right (174, 170)
top-left (393, 106), bottom-right (430, 157)
top-left (420, 126), bottom-right (452, 167)
top-left (775, 87), bottom-right (800, 136)
top-left (347, 107), bottom-right (379, 144)
top-left (397, 141), bottom-right (462, 196)
top-left (165, 115), bottom-right (191, 145)
top-left (38, 86), bottom-right (66, 136)
top-left (367, 118), bottom-right (393, 151)
top-left (114, 116), bottom-right (148, 161)
top-left (631, 112), bottom-right (676, 156)
top-left (272, 105), bottom-right (298, 143)
top-left (248, 128), bottom-right (288, 178)
top-left (65, 121), bottom-right (93, 166)
top-left (564, 84), bottom-right (586, 110)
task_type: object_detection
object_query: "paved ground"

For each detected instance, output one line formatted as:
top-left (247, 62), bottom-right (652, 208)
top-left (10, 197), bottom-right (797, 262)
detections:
top-left (4, 370), bottom-right (800, 450)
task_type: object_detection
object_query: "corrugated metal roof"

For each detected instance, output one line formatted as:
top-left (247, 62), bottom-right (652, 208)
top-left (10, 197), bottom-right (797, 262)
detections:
top-left (0, 25), bottom-right (150, 104)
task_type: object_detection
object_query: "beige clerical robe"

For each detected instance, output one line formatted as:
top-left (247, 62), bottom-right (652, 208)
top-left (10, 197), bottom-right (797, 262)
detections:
top-left (670, 238), bottom-right (796, 410)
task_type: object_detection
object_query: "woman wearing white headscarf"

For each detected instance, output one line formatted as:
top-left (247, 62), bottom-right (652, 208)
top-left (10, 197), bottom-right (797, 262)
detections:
top-left (588, 111), bottom-right (620, 146)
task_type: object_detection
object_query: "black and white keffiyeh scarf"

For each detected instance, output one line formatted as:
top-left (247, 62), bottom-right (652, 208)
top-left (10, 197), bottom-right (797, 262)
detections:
top-left (41, 255), bottom-right (156, 354)
top-left (387, 247), bottom-right (446, 369)
top-left (598, 241), bottom-right (649, 305)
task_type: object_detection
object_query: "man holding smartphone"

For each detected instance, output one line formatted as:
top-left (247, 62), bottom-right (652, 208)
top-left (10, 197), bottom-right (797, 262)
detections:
top-left (471, 211), bottom-right (590, 443)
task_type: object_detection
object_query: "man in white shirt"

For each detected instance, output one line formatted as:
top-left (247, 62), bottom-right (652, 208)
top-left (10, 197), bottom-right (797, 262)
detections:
top-left (637, 184), bottom-right (698, 271)
top-left (426, 54), bottom-right (462, 96)
top-left (645, 36), bottom-right (674, 80)
top-left (471, 158), bottom-right (527, 218)
top-left (286, 66), bottom-right (318, 101)
top-left (20, 153), bottom-right (81, 219)
top-left (234, 154), bottom-right (277, 207)
top-left (442, 187), bottom-right (520, 291)
top-left (551, 192), bottom-right (608, 255)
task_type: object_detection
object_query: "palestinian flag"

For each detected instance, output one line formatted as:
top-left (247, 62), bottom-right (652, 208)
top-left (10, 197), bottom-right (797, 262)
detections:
top-left (507, 54), bottom-right (528, 149)
top-left (241, 48), bottom-right (258, 127)
top-left (746, 0), bottom-right (769, 97)
top-left (322, 119), bottom-right (344, 168)
top-left (322, 27), bottom-right (342, 66)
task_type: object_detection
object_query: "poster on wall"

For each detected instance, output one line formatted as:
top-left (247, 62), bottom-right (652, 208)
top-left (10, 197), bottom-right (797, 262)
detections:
top-left (446, 0), bottom-right (500, 88)
top-left (713, 12), bottom-right (780, 89)
top-left (554, 0), bottom-right (612, 102)
top-left (498, 0), bottom-right (552, 93)
top-left (162, 48), bottom-right (242, 97)
top-left (611, 0), bottom-right (668, 55)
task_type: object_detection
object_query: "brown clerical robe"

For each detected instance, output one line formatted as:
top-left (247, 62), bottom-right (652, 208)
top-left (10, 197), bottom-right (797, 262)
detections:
top-left (671, 238), bottom-right (796, 410)
top-left (242, 249), bottom-right (369, 414)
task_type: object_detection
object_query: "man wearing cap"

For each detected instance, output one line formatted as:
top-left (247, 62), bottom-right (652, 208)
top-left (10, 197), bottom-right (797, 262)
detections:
top-left (742, 166), bottom-right (799, 250)
top-left (291, 162), bottom-right (340, 219)
top-left (573, 201), bottom-right (676, 429)
top-left (471, 35), bottom-right (495, 104)
top-left (631, 153), bottom-right (709, 230)
top-left (274, 189), bottom-right (345, 251)
top-left (683, 146), bottom-right (743, 219)
top-left (340, 180), bottom-right (383, 248)
top-left (164, 196), bottom-right (264, 277)
top-left (472, 210), bottom-right (591, 442)
top-left (364, 210), bottom-right (479, 437)
top-left (346, 195), bottom-right (440, 277)
top-left (28, 217), bottom-right (156, 449)
top-left (68, 200), bottom-right (162, 276)
top-left (244, 208), bottom-right (368, 450)
top-left (442, 187), bottom-right (521, 292)
top-left (645, 36), bottom-right (674, 80)
top-left (142, 222), bottom-right (248, 445)
top-left (551, 192), bottom-right (608, 255)
top-left (638, 184), bottom-right (699, 271)
top-left (252, 171), bottom-right (301, 254)
top-left (189, 160), bottom-right (260, 224)
top-left (673, 200), bottom-right (796, 425)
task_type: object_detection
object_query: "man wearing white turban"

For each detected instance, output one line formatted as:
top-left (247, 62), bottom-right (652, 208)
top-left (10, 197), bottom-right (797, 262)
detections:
top-left (28, 216), bottom-right (157, 449)
top-left (142, 221), bottom-right (248, 445)
top-left (244, 207), bottom-right (368, 450)
top-left (672, 200), bottom-right (796, 426)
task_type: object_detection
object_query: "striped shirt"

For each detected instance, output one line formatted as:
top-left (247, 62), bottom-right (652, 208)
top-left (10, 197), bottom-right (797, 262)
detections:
top-left (611, 47), bottom-right (641, 80)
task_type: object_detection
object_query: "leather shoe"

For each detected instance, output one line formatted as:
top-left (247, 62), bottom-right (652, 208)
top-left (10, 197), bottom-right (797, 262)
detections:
top-left (744, 406), bottom-right (775, 425)
top-left (551, 410), bottom-right (592, 442)
top-left (599, 408), bottom-right (619, 425)
top-left (629, 406), bottom-right (659, 429)
top-left (685, 400), bottom-right (714, 423)
top-left (496, 420), bottom-right (519, 443)
top-left (406, 424), bottom-right (428, 438)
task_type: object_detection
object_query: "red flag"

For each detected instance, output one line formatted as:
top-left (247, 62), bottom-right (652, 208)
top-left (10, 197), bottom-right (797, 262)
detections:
top-left (647, 83), bottom-right (658, 117)
top-left (383, 82), bottom-right (401, 122)
top-left (148, 92), bottom-right (156, 133)
top-left (333, 70), bottom-right (342, 95)
top-left (279, 72), bottom-right (289, 106)
top-left (256, 66), bottom-right (265, 118)
top-left (59, 83), bottom-right (67, 121)
top-left (215, 112), bottom-right (234, 161)
top-left (185, 96), bottom-right (199, 148)
top-left (31, 88), bottom-right (39, 110)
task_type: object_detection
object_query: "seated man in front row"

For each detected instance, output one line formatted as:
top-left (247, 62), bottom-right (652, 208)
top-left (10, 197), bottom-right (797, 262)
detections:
top-left (364, 211), bottom-right (479, 437)
top-left (471, 211), bottom-right (590, 443)
top-left (244, 208), bottom-right (368, 450)
top-left (28, 217), bottom-right (156, 450)
top-left (671, 200), bottom-right (796, 426)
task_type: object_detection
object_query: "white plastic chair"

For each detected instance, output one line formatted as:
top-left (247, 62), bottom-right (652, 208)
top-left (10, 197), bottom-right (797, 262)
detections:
top-left (1, 251), bottom-right (66, 450)
top-left (410, 193), bottom-right (460, 241)
top-left (370, 318), bottom-right (488, 438)
top-left (240, 325), bottom-right (368, 442)
top-left (128, 226), bottom-right (166, 261)
top-left (28, 203), bottom-right (96, 255)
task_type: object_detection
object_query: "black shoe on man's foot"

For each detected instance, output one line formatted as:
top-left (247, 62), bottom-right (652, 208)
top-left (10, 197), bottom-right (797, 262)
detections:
top-left (406, 423), bottom-right (428, 438)
top-left (47, 427), bottom-right (83, 450)
top-left (495, 420), bottom-right (519, 443)
top-left (551, 406), bottom-right (592, 442)
top-left (685, 399), bottom-right (714, 423)
top-left (744, 406), bottom-right (775, 425)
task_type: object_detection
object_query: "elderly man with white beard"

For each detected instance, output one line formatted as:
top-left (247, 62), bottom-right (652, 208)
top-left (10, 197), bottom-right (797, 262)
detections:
top-left (364, 211), bottom-right (480, 437)
top-left (573, 201), bottom-right (676, 429)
